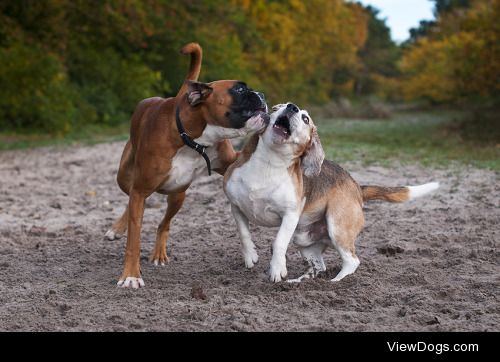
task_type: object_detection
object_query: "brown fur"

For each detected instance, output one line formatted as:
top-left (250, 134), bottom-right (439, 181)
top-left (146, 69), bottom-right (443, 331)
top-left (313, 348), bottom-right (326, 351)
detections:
top-left (176, 43), bottom-right (202, 97)
top-left (325, 183), bottom-right (365, 254)
top-left (300, 126), bottom-right (324, 177)
top-left (150, 192), bottom-right (186, 264)
top-left (225, 111), bottom-right (430, 281)
top-left (109, 206), bottom-right (129, 237)
top-left (288, 160), bottom-right (304, 203)
top-left (212, 140), bottom-right (239, 175)
top-left (361, 185), bottom-right (409, 202)
top-left (214, 141), bottom-right (358, 260)
top-left (113, 44), bottom-right (251, 284)
top-left (227, 130), bottom-right (406, 255)
top-left (302, 160), bottom-right (363, 210)
top-left (299, 160), bottom-right (365, 254)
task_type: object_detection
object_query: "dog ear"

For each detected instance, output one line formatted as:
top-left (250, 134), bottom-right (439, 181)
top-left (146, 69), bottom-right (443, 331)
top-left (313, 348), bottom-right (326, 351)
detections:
top-left (271, 104), bottom-right (286, 112)
top-left (186, 80), bottom-right (213, 106)
top-left (301, 126), bottom-right (325, 177)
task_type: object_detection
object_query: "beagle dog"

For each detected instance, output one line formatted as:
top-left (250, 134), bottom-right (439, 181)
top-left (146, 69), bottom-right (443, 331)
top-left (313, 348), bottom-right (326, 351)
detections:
top-left (223, 103), bottom-right (439, 283)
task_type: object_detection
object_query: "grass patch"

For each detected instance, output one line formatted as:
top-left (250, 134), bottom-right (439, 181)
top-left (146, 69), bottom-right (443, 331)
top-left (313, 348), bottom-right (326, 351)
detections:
top-left (316, 110), bottom-right (500, 170)
top-left (0, 123), bottom-right (130, 150)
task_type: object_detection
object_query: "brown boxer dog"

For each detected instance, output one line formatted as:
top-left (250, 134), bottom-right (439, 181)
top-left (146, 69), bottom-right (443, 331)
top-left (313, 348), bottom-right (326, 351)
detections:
top-left (107, 43), bottom-right (269, 288)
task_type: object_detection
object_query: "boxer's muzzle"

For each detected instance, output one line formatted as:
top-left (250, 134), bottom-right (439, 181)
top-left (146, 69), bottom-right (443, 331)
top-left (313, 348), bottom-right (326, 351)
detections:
top-left (227, 82), bottom-right (269, 128)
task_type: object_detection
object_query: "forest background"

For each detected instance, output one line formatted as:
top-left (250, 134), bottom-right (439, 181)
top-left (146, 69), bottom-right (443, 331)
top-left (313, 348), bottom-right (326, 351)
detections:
top-left (0, 0), bottom-right (498, 168)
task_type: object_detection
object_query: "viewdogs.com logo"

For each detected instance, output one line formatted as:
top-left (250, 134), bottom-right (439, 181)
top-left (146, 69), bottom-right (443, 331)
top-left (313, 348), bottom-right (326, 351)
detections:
top-left (387, 342), bottom-right (479, 355)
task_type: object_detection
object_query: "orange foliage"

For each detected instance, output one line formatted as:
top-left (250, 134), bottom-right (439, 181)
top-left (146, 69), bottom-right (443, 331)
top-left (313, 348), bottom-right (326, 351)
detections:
top-left (233, 0), bottom-right (368, 103)
top-left (400, 0), bottom-right (499, 103)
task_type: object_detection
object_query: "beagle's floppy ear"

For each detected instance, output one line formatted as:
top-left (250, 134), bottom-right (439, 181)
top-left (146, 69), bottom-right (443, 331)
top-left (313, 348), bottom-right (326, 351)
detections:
top-left (186, 80), bottom-right (213, 106)
top-left (301, 126), bottom-right (325, 177)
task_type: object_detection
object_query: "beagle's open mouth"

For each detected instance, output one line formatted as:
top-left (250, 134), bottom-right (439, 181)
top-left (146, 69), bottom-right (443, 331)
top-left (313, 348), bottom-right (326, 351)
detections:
top-left (273, 115), bottom-right (291, 138)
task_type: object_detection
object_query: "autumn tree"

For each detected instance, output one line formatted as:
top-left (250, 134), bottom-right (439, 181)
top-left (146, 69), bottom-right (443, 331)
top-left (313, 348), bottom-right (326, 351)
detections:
top-left (354, 4), bottom-right (401, 96)
top-left (400, 0), bottom-right (499, 103)
top-left (234, 0), bottom-right (368, 104)
top-left (0, 0), bottom-right (399, 132)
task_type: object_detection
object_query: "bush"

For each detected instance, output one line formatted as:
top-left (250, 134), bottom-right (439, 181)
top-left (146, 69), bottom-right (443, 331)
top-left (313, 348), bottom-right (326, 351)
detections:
top-left (67, 46), bottom-right (163, 126)
top-left (0, 41), bottom-right (91, 133)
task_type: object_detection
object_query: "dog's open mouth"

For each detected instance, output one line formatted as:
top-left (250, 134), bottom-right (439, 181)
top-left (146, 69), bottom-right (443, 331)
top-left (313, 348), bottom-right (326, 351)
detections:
top-left (273, 115), bottom-right (291, 138)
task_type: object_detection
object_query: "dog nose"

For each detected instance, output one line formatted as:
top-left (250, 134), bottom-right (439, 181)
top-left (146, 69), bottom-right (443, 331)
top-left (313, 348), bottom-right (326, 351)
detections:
top-left (287, 103), bottom-right (299, 113)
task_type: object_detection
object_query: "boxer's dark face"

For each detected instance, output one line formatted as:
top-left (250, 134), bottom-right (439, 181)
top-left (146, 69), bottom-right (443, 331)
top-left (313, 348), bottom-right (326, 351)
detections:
top-left (186, 80), bottom-right (268, 129)
top-left (226, 81), bottom-right (268, 128)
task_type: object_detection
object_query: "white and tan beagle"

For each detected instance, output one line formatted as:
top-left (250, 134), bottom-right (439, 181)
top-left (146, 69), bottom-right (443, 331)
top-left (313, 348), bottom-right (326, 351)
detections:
top-left (223, 103), bottom-right (439, 283)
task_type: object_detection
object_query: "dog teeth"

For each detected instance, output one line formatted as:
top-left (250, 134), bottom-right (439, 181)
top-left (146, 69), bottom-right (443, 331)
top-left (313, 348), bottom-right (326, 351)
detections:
top-left (273, 124), bottom-right (289, 134)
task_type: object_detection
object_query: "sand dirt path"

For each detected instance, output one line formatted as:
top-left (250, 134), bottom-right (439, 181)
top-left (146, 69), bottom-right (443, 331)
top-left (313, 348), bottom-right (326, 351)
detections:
top-left (0, 141), bottom-right (498, 331)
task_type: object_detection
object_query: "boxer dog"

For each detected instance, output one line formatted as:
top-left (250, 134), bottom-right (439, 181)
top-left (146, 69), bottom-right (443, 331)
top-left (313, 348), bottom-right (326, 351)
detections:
top-left (224, 103), bottom-right (439, 283)
top-left (108, 43), bottom-right (269, 288)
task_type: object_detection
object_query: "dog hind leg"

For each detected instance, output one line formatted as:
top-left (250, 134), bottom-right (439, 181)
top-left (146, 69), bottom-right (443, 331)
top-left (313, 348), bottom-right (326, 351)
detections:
top-left (331, 246), bottom-right (360, 282)
top-left (287, 242), bottom-right (327, 283)
top-left (105, 206), bottom-right (128, 240)
top-left (106, 140), bottom-right (134, 240)
top-left (150, 192), bottom-right (186, 266)
top-left (326, 202), bottom-right (363, 282)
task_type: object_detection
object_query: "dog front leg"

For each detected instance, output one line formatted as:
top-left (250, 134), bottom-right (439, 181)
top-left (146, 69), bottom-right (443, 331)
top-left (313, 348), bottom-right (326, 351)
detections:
top-left (212, 140), bottom-right (239, 176)
top-left (117, 189), bottom-right (146, 288)
top-left (231, 204), bottom-right (258, 268)
top-left (269, 213), bottom-right (300, 282)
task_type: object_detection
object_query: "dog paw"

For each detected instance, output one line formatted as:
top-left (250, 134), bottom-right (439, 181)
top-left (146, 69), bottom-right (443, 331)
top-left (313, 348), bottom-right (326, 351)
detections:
top-left (150, 250), bottom-right (169, 266)
top-left (287, 267), bottom-right (318, 283)
top-left (268, 260), bottom-right (287, 283)
top-left (152, 257), bottom-right (169, 267)
top-left (242, 248), bottom-right (259, 268)
top-left (105, 229), bottom-right (122, 241)
top-left (245, 113), bottom-right (268, 133)
top-left (117, 277), bottom-right (145, 289)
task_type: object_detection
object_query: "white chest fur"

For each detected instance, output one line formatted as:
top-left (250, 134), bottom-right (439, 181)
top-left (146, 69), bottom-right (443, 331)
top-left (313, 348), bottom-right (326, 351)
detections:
top-left (225, 141), bottom-right (300, 227)
top-left (158, 125), bottom-right (232, 193)
top-left (158, 145), bottom-right (217, 192)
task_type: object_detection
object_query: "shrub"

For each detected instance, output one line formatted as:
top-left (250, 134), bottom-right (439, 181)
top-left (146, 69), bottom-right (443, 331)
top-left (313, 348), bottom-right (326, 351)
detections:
top-left (67, 46), bottom-right (162, 126)
top-left (0, 41), bottom-right (91, 133)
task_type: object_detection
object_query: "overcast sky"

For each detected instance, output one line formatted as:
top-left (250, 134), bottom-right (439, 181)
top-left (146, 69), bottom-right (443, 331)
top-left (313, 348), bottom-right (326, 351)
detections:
top-left (355, 0), bottom-right (435, 42)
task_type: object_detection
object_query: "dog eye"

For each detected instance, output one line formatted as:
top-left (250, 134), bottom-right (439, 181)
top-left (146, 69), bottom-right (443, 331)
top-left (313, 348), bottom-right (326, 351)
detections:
top-left (302, 114), bottom-right (310, 124)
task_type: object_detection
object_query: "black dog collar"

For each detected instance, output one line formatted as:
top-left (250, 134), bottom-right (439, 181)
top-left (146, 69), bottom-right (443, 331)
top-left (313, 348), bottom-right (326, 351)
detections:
top-left (175, 106), bottom-right (212, 176)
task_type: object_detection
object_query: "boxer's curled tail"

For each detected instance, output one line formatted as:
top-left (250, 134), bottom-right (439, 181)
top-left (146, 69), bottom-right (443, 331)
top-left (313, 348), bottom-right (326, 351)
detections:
top-left (361, 182), bottom-right (439, 203)
top-left (176, 42), bottom-right (202, 97)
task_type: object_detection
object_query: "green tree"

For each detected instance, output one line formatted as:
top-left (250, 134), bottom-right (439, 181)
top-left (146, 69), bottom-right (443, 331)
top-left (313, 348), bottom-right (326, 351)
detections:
top-left (354, 4), bottom-right (401, 96)
top-left (400, 0), bottom-right (499, 103)
top-left (1, 0), bottom-right (404, 133)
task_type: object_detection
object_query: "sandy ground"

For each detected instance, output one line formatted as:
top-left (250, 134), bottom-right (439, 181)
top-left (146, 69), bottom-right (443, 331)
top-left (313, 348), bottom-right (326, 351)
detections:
top-left (0, 141), bottom-right (498, 331)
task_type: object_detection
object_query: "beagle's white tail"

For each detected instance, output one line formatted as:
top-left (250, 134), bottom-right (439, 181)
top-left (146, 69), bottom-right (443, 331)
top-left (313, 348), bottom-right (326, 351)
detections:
top-left (408, 182), bottom-right (440, 200)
